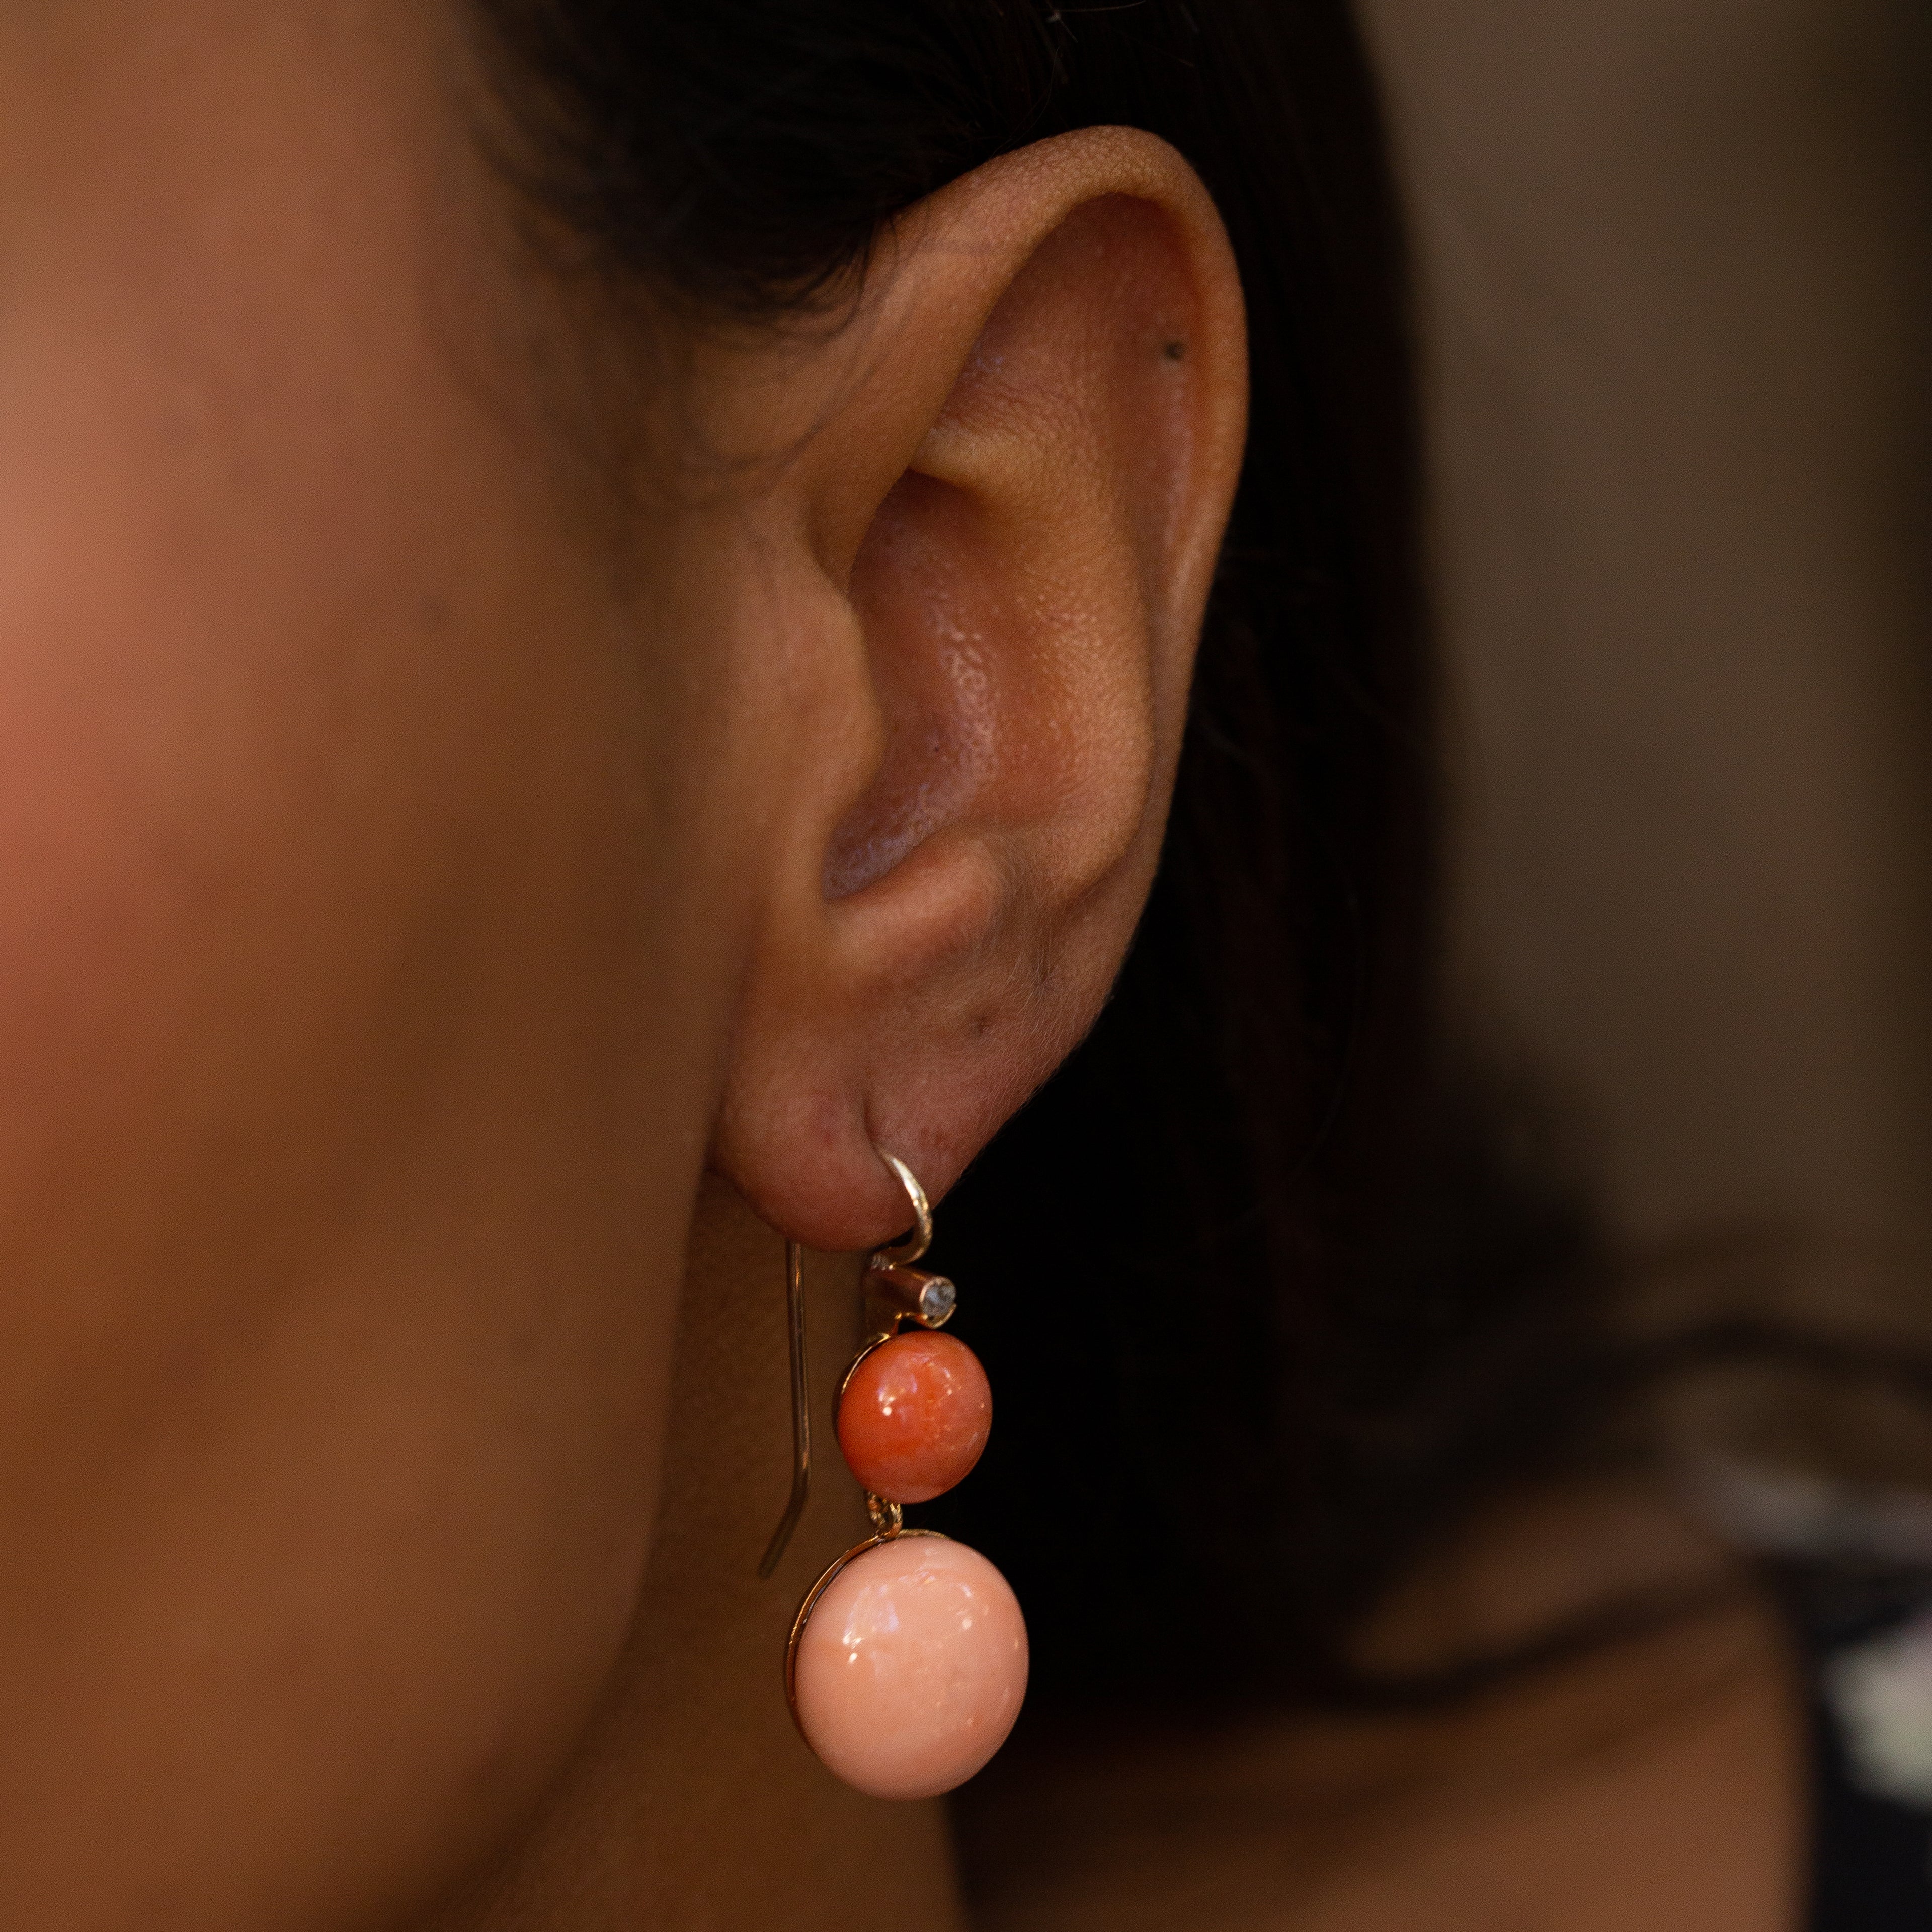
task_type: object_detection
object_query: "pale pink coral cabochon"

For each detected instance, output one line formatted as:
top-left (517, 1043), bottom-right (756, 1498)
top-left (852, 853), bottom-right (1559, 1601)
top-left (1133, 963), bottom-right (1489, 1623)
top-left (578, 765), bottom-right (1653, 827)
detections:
top-left (792, 1536), bottom-right (1028, 1800)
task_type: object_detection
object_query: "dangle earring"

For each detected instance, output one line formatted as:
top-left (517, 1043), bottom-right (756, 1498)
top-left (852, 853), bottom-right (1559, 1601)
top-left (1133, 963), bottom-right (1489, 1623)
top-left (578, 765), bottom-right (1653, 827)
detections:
top-left (758, 1154), bottom-right (1027, 1801)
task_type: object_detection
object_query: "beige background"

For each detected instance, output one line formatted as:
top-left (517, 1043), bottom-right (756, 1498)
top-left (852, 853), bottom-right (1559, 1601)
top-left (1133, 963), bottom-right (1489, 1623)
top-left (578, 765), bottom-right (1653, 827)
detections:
top-left (1358, 0), bottom-right (1932, 1259)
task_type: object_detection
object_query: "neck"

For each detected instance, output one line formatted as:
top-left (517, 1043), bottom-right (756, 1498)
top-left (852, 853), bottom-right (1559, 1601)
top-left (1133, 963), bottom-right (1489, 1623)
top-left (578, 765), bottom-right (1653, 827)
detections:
top-left (426, 1180), bottom-right (967, 1931)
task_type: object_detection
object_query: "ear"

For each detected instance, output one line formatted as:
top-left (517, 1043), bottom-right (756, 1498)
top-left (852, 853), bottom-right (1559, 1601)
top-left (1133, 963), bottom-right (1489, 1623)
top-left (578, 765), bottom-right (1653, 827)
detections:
top-left (707, 128), bottom-right (1247, 1252)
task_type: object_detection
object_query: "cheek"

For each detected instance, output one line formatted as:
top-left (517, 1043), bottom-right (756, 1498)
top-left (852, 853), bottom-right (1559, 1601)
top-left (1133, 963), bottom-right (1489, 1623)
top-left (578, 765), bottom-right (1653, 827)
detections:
top-left (0, 48), bottom-right (722, 1925)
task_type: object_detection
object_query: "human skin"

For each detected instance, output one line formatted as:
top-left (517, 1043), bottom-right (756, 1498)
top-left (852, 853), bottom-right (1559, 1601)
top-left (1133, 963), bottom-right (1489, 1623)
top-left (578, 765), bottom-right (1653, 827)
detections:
top-left (0, 3), bottom-right (1247, 1925)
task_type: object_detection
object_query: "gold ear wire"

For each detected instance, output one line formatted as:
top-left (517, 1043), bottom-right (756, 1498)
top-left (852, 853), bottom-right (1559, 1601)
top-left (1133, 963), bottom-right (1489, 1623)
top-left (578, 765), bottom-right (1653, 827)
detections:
top-left (873, 1155), bottom-right (933, 1268)
top-left (757, 1241), bottom-right (810, 1580)
top-left (757, 1154), bottom-right (934, 1578)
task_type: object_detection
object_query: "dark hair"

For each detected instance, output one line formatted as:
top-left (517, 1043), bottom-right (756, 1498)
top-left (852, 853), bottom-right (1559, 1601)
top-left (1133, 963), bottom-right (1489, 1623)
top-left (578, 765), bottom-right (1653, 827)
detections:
top-left (470, 0), bottom-right (1616, 1703)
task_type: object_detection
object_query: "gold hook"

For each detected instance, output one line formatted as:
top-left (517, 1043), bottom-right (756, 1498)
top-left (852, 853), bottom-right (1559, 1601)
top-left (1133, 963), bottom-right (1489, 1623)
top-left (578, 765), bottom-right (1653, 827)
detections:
top-left (757, 1241), bottom-right (810, 1580)
top-left (758, 1154), bottom-right (932, 1578)
top-left (873, 1154), bottom-right (933, 1268)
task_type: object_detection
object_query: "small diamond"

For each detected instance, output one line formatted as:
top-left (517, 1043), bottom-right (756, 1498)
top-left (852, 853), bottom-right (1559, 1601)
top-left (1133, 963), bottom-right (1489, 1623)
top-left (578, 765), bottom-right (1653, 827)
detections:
top-left (918, 1276), bottom-right (957, 1325)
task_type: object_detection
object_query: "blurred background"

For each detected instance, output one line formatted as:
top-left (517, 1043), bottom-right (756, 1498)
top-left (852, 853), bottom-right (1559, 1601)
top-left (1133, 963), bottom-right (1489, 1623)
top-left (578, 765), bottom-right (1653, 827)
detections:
top-left (1358, 0), bottom-right (1932, 1292)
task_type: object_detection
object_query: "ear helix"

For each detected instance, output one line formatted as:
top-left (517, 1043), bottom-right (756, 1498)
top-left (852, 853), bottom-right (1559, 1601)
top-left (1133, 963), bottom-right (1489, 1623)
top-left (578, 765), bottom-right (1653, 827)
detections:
top-left (760, 1153), bottom-right (1027, 1801)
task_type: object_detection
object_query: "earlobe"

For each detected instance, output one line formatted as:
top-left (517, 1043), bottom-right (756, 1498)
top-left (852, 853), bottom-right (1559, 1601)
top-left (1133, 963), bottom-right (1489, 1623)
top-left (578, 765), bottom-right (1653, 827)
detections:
top-left (710, 128), bottom-right (1248, 1253)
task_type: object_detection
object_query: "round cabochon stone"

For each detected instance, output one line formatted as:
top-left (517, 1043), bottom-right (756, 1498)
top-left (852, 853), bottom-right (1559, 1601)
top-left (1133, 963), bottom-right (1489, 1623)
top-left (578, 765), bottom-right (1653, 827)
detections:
top-left (837, 1331), bottom-right (992, 1504)
top-left (792, 1535), bottom-right (1027, 1801)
